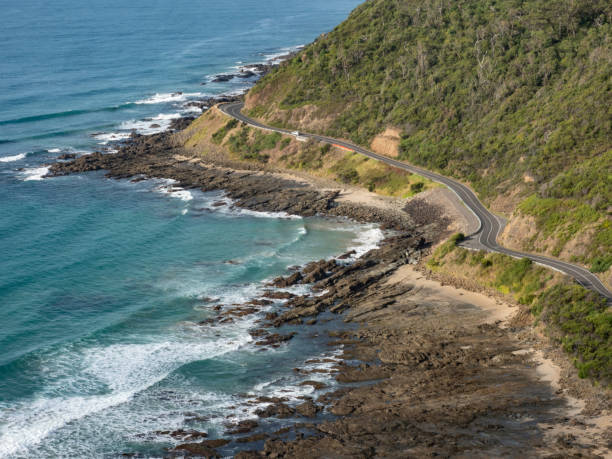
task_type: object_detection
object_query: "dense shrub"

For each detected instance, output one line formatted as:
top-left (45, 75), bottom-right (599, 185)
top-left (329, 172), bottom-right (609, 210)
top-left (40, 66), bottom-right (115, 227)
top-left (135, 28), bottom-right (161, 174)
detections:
top-left (211, 119), bottom-right (238, 144)
top-left (250, 0), bottom-right (612, 263)
top-left (534, 284), bottom-right (611, 384)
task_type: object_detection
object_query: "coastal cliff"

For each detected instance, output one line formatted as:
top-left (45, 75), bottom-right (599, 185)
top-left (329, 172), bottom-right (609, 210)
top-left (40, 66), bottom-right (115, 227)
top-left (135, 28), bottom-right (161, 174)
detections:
top-left (244, 0), bottom-right (612, 285)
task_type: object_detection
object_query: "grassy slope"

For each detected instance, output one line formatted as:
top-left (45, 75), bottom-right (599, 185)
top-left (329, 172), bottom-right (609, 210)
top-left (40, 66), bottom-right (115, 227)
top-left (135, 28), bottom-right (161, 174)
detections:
top-left (245, 0), bottom-right (612, 276)
top-left (180, 108), bottom-right (435, 198)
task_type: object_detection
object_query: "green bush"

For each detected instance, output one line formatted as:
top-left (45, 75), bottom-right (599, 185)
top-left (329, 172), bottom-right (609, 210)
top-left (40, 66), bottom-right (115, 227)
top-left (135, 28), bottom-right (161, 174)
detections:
top-left (227, 127), bottom-right (271, 163)
top-left (410, 182), bottom-right (424, 193)
top-left (211, 119), bottom-right (238, 144)
top-left (535, 284), bottom-right (611, 384)
top-left (280, 137), bottom-right (291, 149)
top-left (336, 167), bottom-right (359, 184)
top-left (591, 255), bottom-right (612, 273)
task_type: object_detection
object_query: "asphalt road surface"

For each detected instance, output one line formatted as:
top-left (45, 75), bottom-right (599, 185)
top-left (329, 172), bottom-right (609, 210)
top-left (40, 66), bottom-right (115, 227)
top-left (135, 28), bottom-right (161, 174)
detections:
top-left (220, 101), bottom-right (611, 301)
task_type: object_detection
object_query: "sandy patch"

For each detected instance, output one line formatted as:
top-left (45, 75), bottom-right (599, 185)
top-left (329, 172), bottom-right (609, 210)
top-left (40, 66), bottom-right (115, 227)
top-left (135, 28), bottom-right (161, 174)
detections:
top-left (335, 187), bottom-right (405, 213)
top-left (387, 264), bottom-right (517, 325)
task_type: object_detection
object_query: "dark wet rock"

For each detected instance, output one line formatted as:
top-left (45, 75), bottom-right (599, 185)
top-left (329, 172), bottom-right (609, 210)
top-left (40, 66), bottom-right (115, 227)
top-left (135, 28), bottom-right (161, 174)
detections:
top-left (246, 298), bottom-right (273, 306)
top-left (271, 272), bottom-right (302, 288)
top-left (261, 290), bottom-right (295, 300)
top-left (225, 419), bottom-right (259, 435)
top-left (222, 307), bottom-right (258, 317)
top-left (337, 250), bottom-right (356, 260)
top-left (236, 70), bottom-right (257, 79)
top-left (170, 116), bottom-right (196, 131)
top-left (295, 400), bottom-right (321, 418)
top-left (235, 452), bottom-right (261, 459)
top-left (255, 402), bottom-right (295, 419)
top-left (299, 380), bottom-right (327, 390)
top-left (273, 427), bottom-right (292, 436)
top-left (254, 332), bottom-right (295, 346)
top-left (170, 442), bottom-right (219, 457)
top-left (149, 123), bottom-right (161, 128)
top-left (57, 153), bottom-right (77, 160)
top-left (212, 74), bottom-right (234, 82)
top-left (236, 433), bottom-right (268, 443)
top-left (249, 328), bottom-right (268, 338)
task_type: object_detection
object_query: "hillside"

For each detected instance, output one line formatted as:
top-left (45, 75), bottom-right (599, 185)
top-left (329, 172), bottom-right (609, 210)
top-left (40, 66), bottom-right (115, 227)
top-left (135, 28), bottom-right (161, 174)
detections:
top-left (244, 0), bottom-right (612, 281)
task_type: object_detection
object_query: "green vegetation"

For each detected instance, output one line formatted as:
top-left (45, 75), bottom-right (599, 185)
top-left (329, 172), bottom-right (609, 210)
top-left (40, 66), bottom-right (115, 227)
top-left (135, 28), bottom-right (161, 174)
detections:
top-left (591, 255), bottom-right (612, 273)
top-left (429, 234), bottom-right (611, 385)
top-left (226, 127), bottom-right (281, 162)
top-left (429, 234), bottom-right (551, 304)
top-left (281, 146), bottom-right (433, 197)
top-left (211, 119), bottom-right (238, 144)
top-left (250, 0), bottom-right (612, 267)
top-left (534, 284), bottom-right (611, 383)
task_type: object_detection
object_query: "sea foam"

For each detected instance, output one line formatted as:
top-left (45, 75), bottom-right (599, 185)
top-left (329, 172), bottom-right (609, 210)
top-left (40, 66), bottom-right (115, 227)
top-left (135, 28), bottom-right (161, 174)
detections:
top-left (92, 132), bottom-right (132, 145)
top-left (135, 92), bottom-right (202, 105)
top-left (120, 113), bottom-right (182, 135)
top-left (0, 153), bottom-right (27, 163)
top-left (153, 178), bottom-right (194, 202)
top-left (20, 166), bottom-right (50, 181)
top-left (346, 225), bottom-right (385, 259)
top-left (0, 334), bottom-right (251, 457)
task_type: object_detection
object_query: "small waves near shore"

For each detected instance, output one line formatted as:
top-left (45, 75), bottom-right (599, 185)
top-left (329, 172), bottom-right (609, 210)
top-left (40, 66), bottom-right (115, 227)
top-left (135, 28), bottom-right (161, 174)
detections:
top-left (0, 0), bottom-right (365, 456)
top-left (0, 170), bottom-right (382, 457)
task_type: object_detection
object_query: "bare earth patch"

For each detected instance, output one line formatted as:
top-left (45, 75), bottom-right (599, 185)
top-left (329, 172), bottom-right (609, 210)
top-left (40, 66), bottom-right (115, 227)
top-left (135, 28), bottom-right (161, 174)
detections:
top-left (370, 127), bottom-right (401, 158)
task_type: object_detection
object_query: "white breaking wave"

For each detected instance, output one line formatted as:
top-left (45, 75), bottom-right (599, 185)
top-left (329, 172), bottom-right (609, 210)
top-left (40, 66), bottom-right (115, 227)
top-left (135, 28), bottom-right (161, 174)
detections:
top-left (347, 226), bottom-right (385, 259)
top-left (20, 166), bottom-right (49, 181)
top-left (153, 178), bottom-right (193, 202)
top-left (134, 92), bottom-right (203, 105)
top-left (120, 113), bottom-right (182, 135)
top-left (47, 148), bottom-right (61, 153)
top-left (0, 153), bottom-right (27, 163)
top-left (197, 192), bottom-right (301, 220)
top-left (92, 132), bottom-right (131, 145)
top-left (0, 334), bottom-right (251, 457)
top-left (181, 104), bottom-right (204, 114)
top-left (262, 44), bottom-right (305, 65)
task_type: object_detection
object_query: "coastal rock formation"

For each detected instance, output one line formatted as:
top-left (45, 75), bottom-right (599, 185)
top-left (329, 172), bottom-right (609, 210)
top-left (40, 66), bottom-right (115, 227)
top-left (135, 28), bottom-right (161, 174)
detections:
top-left (48, 130), bottom-right (416, 230)
top-left (48, 121), bottom-right (610, 458)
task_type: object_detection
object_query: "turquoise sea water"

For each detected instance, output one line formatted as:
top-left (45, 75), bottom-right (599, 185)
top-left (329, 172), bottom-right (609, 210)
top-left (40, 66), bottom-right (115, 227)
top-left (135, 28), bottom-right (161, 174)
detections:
top-left (0, 0), bottom-right (365, 456)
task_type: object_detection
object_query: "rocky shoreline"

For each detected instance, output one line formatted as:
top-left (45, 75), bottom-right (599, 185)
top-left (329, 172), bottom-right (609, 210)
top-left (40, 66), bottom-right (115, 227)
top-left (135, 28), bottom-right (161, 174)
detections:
top-left (48, 127), bottom-right (421, 231)
top-left (49, 126), bottom-right (610, 457)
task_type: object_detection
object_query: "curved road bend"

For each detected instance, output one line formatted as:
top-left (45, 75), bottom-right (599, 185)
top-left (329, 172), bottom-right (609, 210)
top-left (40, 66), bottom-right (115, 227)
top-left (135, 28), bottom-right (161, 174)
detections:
top-left (220, 102), bottom-right (612, 301)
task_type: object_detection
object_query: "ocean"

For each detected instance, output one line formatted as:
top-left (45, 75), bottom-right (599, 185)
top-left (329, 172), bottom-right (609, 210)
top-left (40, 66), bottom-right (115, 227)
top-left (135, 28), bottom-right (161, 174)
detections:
top-left (0, 0), bottom-right (365, 456)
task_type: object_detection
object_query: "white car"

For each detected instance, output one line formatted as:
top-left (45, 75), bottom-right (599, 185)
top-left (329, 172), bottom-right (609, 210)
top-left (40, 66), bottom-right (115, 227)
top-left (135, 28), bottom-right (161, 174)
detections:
top-left (291, 131), bottom-right (301, 136)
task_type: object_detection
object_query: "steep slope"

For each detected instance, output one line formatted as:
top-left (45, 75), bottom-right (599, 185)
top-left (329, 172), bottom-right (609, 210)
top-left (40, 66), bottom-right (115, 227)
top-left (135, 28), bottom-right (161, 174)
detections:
top-left (245, 0), bottom-right (612, 280)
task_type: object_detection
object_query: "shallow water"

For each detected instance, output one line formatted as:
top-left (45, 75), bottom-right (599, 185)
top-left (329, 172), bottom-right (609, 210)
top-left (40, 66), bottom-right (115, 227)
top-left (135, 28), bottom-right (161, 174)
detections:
top-left (0, 0), bottom-right (366, 456)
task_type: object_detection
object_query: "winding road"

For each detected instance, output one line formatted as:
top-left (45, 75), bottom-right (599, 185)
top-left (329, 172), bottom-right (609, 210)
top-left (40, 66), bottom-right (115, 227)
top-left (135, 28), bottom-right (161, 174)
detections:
top-left (220, 101), bottom-right (612, 301)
